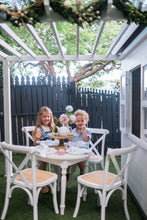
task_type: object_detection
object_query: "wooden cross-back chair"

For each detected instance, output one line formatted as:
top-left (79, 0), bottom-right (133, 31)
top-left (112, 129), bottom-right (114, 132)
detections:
top-left (0, 142), bottom-right (59, 220)
top-left (68, 128), bottom-right (109, 188)
top-left (73, 144), bottom-right (138, 220)
top-left (22, 126), bottom-right (51, 171)
top-left (88, 128), bottom-right (109, 170)
top-left (22, 126), bottom-right (35, 146)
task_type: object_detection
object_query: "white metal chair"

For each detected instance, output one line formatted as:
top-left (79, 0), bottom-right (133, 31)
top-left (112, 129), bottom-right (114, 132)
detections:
top-left (73, 144), bottom-right (138, 220)
top-left (0, 142), bottom-right (59, 220)
top-left (68, 128), bottom-right (109, 187)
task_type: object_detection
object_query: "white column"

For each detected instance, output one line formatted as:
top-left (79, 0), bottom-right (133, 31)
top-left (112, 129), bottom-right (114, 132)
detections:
top-left (3, 59), bottom-right (12, 175)
top-left (3, 59), bottom-right (12, 144)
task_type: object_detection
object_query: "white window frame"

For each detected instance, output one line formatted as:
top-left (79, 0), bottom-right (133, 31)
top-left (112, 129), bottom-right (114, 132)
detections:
top-left (120, 71), bottom-right (130, 133)
top-left (141, 64), bottom-right (147, 142)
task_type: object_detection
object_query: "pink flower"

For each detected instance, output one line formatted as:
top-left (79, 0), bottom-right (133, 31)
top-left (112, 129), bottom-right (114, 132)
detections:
top-left (59, 114), bottom-right (69, 125)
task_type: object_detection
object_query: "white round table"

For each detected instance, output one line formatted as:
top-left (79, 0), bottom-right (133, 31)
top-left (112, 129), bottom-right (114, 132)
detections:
top-left (37, 151), bottom-right (89, 215)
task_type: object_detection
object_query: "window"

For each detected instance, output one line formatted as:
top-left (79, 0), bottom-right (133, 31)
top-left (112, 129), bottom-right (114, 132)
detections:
top-left (132, 67), bottom-right (141, 138)
top-left (120, 65), bottom-right (147, 143)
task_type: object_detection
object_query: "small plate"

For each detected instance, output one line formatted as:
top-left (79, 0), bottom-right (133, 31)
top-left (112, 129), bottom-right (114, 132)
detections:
top-left (66, 147), bottom-right (89, 155)
top-left (67, 141), bottom-right (89, 148)
top-left (47, 148), bottom-right (57, 154)
top-left (37, 140), bottom-right (59, 146)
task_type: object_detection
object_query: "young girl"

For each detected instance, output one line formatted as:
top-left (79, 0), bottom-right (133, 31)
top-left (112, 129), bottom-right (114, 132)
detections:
top-left (33, 106), bottom-right (55, 193)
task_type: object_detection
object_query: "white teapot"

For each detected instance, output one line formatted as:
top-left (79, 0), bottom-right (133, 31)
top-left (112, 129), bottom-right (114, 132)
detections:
top-left (56, 126), bottom-right (70, 136)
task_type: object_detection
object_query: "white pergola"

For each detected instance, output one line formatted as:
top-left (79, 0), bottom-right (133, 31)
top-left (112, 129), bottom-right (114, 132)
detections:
top-left (0, 0), bottom-right (146, 145)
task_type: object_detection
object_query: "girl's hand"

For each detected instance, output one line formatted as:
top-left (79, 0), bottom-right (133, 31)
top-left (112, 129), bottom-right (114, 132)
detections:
top-left (36, 129), bottom-right (43, 140)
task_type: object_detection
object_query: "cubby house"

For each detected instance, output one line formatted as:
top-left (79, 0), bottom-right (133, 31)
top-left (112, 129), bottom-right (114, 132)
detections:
top-left (0, 0), bottom-right (147, 218)
top-left (112, 23), bottom-right (147, 218)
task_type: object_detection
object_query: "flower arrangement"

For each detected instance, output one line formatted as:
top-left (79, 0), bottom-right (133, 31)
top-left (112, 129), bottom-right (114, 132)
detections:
top-left (54, 105), bottom-right (76, 133)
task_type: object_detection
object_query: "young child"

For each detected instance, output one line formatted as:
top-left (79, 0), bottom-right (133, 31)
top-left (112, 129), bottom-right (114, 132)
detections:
top-left (71, 109), bottom-right (91, 175)
top-left (33, 106), bottom-right (55, 193)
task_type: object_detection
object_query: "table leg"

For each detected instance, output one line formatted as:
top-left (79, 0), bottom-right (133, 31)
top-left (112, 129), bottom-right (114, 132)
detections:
top-left (60, 167), bottom-right (67, 215)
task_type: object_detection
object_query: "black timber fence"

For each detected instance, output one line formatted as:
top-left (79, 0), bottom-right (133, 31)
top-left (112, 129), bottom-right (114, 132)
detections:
top-left (0, 75), bottom-right (120, 150)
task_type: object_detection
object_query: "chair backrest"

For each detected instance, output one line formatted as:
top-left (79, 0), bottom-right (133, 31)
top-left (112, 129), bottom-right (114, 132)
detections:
top-left (0, 142), bottom-right (38, 184)
top-left (22, 126), bottom-right (35, 146)
top-left (103, 144), bottom-right (138, 190)
top-left (89, 128), bottom-right (109, 159)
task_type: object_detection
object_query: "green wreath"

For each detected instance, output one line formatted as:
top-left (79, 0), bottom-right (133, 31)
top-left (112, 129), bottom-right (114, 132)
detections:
top-left (0, 0), bottom-right (146, 27)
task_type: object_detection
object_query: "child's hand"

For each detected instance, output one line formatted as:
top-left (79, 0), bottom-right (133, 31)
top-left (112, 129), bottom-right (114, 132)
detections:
top-left (36, 129), bottom-right (43, 139)
top-left (82, 125), bottom-right (86, 131)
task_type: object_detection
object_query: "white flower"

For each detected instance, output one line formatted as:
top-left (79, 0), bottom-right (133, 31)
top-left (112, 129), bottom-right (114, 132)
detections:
top-left (69, 115), bottom-right (76, 123)
top-left (66, 105), bottom-right (73, 113)
top-left (64, 0), bottom-right (72, 8)
top-left (0, 4), bottom-right (7, 11)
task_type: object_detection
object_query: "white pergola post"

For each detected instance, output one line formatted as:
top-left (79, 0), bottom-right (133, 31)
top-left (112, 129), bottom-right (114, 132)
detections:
top-left (3, 59), bottom-right (12, 175)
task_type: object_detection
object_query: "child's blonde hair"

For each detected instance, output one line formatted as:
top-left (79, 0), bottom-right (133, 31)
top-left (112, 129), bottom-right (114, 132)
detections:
top-left (33, 106), bottom-right (55, 138)
top-left (74, 109), bottom-right (89, 123)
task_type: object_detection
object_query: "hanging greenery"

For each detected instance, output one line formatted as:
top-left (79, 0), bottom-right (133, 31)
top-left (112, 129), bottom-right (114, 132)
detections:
top-left (113, 0), bottom-right (147, 26)
top-left (0, 0), bottom-right (147, 28)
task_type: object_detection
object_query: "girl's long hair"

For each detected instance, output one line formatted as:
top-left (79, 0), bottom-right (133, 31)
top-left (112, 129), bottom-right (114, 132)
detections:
top-left (33, 106), bottom-right (55, 138)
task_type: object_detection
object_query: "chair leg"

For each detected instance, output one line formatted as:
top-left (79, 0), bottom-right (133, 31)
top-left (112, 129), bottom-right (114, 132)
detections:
top-left (1, 183), bottom-right (11, 220)
top-left (32, 188), bottom-right (38, 220)
top-left (124, 187), bottom-right (130, 220)
top-left (51, 181), bottom-right (59, 214)
top-left (88, 164), bottom-right (94, 172)
top-left (53, 165), bottom-right (61, 191)
top-left (100, 161), bottom-right (104, 170)
top-left (1, 196), bottom-right (10, 220)
top-left (97, 194), bottom-right (101, 207)
top-left (93, 163), bottom-right (97, 171)
top-left (101, 190), bottom-right (106, 220)
top-left (73, 183), bottom-right (82, 218)
top-left (68, 164), bottom-right (77, 188)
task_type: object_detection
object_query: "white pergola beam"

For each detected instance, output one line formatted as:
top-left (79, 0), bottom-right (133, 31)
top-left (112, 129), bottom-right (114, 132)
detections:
top-left (120, 27), bottom-right (147, 59)
top-left (0, 38), bottom-right (21, 57)
top-left (5, 54), bottom-right (118, 62)
top-left (105, 21), bottom-right (129, 58)
top-left (50, 22), bottom-right (64, 57)
top-left (101, 7), bottom-right (124, 21)
top-left (44, 0), bottom-right (51, 16)
top-left (91, 21), bottom-right (105, 58)
top-left (0, 23), bottom-right (36, 58)
top-left (26, 23), bottom-right (50, 58)
top-left (0, 51), bottom-right (8, 58)
top-left (111, 22), bottom-right (139, 55)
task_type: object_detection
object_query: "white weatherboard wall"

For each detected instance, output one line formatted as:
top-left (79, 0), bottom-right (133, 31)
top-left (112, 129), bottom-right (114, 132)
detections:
top-left (121, 37), bottom-right (147, 216)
